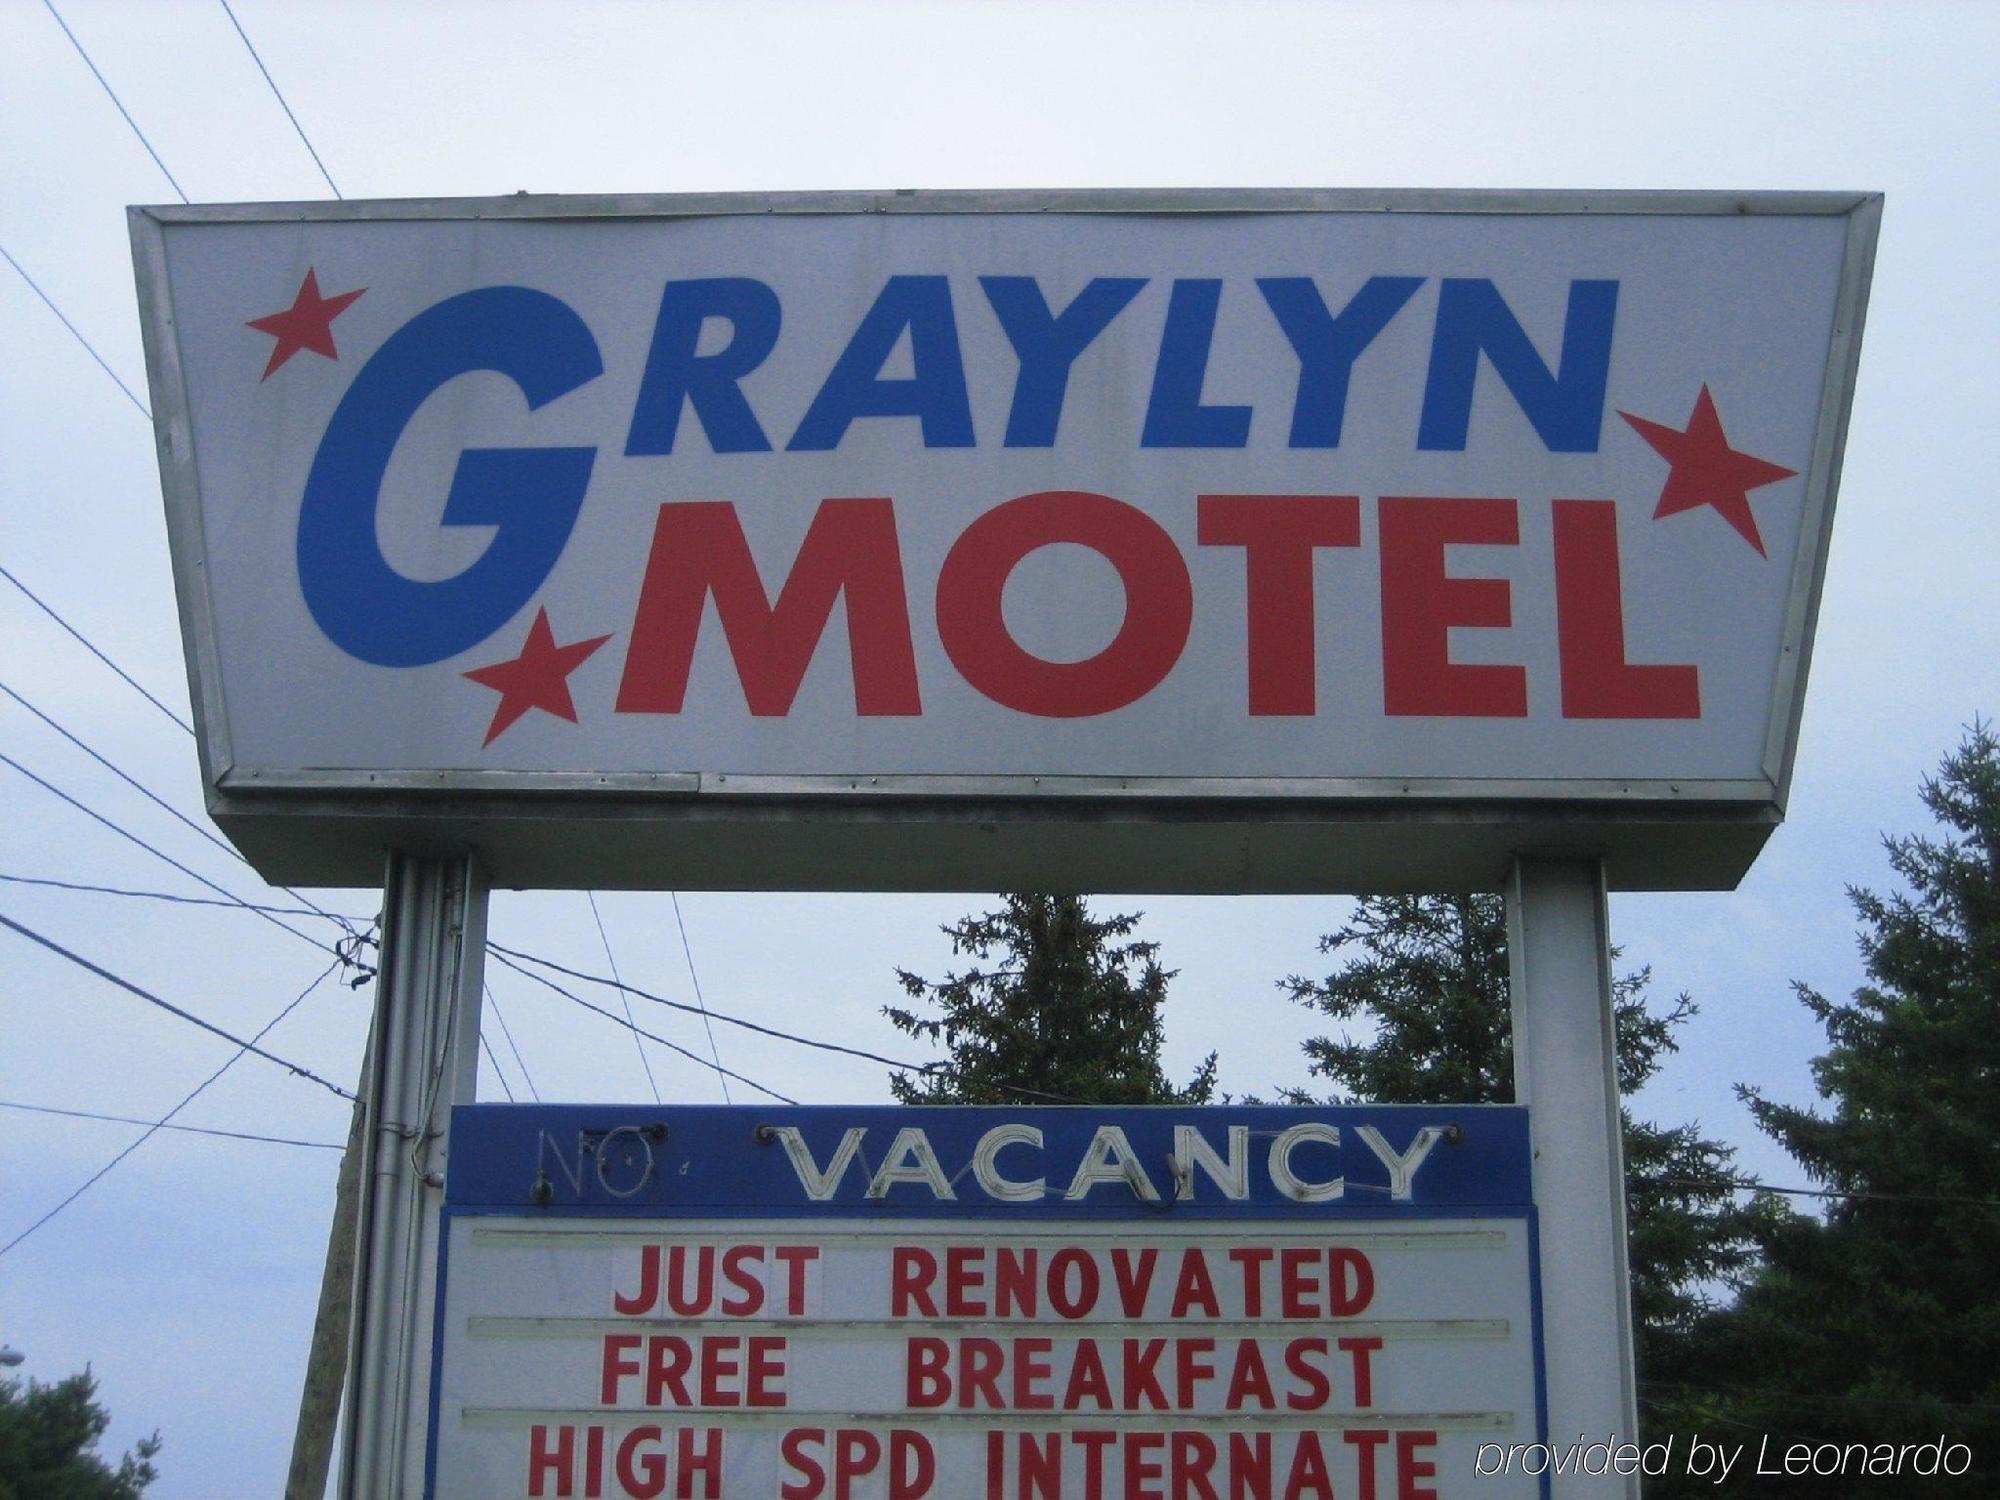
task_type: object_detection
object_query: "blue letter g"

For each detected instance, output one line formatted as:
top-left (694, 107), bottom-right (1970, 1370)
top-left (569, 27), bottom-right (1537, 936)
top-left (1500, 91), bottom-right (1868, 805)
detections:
top-left (297, 286), bottom-right (601, 667)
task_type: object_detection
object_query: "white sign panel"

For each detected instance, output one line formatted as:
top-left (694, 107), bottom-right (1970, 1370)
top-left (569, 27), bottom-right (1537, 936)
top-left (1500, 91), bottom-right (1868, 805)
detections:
top-left (131, 190), bottom-right (1878, 890)
top-left (429, 1106), bottom-right (1545, 1500)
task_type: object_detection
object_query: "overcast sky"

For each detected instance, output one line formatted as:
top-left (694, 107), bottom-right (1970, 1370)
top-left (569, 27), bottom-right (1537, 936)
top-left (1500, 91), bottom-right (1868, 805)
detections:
top-left (2, 2), bottom-right (1997, 1495)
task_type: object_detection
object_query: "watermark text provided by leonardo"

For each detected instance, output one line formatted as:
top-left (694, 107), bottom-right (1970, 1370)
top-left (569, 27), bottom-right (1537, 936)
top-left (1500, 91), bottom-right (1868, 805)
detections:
top-left (1476, 1433), bottom-right (1972, 1483)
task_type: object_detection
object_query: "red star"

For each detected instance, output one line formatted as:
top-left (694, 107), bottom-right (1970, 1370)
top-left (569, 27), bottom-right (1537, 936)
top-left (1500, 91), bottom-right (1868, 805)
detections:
top-left (1619, 386), bottom-right (1797, 556)
top-left (462, 609), bottom-right (613, 747)
top-left (246, 268), bottom-right (366, 380)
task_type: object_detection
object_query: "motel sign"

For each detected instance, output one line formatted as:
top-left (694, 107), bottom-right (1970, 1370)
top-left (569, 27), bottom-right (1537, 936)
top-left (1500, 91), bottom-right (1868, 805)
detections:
top-left (132, 189), bottom-right (1879, 1498)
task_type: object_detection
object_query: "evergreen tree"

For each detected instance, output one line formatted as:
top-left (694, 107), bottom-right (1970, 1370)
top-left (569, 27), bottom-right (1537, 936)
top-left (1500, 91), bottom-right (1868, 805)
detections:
top-left (0, 1368), bottom-right (159, 1499)
top-left (1279, 894), bottom-right (1776, 1392)
top-left (1703, 724), bottom-right (2000, 1486)
top-left (887, 894), bottom-right (1217, 1105)
top-left (1281, 895), bottom-right (1510, 1105)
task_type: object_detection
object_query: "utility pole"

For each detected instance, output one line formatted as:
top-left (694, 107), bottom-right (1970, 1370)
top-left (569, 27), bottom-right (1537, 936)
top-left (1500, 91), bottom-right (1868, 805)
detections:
top-left (284, 1069), bottom-right (368, 1500)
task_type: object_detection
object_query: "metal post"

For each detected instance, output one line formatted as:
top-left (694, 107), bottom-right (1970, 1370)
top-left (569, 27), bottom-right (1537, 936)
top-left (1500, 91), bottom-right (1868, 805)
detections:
top-left (339, 852), bottom-right (486, 1500)
top-left (1506, 857), bottom-right (1640, 1498)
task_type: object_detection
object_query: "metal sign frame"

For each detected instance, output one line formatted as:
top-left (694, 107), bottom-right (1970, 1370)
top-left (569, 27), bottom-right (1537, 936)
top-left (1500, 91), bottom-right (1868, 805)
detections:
top-left (128, 188), bottom-right (1880, 893)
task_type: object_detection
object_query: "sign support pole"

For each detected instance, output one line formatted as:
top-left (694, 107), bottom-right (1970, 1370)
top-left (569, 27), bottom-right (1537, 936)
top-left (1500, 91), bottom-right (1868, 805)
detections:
top-left (339, 852), bottom-right (487, 1500)
top-left (1507, 856), bottom-right (1641, 1498)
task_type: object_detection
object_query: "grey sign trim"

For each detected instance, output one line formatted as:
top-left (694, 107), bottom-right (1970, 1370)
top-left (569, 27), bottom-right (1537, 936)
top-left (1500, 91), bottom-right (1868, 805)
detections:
top-left (133, 186), bottom-right (1877, 223)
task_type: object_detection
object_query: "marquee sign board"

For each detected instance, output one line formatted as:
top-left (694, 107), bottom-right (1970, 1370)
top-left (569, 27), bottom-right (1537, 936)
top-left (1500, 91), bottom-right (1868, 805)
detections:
top-left (428, 1105), bottom-right (1545, 1500)
top-left (130, 190), bottom-right (1879, 892)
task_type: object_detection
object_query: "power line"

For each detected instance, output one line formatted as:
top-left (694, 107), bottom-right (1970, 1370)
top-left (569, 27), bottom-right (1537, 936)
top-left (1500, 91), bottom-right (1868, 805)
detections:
top-left (6, 678), bottom-right (272, 885)
top-left (7, 868), bottom-right (1069, 1105)
top-left (588, 891), bottom-right (660, 1105)
top-left (1667, 1174), bottom-right (2000, 1211)
top-left (0, 565), bottom-right (190, 734)
top-left (671, 892), bottom-right (731, 1104)
top-left (0, 1099), bottom-right (342, 1150)
top-left (478, 1031), bottom-right (516, 1103)
top-left (216, 0), bottom-right (342, 199)
top-left (1, 659), bottom-right (1056, 1106)
top-left (0, 749), bottom-right (345, 962)
top-left (492, 944), bottom-right (1095, 1105)
top-left (0, 872), bottom-right (363, 925)
top-left (0, 567), bottom-right (367, 941)
top-left (0, 676), bottom-right (361, 938)
top-left (485, 982), bottom-right (539, 1102)
top-left (0, 957), bottom-right (343, 1257)
top-left (6, 582), bottom-right (935, 1093)
top-left (0, 752), bottom-right (1064, 1120)
top-left (485, 948), bottom-right (798, 1106)
top-left (0, 910), bottom-right (354, 1101)
top-left (931, 1076), bottom-right (1098, 1106)
top-left (487, 942), bottom-right (948, 1077)
top-left (0, 243), bottom-right (152, 420)
top-left (41, 0), bottom-right (189, 203)
top-left (6, 701), bottom-right (944, 1098)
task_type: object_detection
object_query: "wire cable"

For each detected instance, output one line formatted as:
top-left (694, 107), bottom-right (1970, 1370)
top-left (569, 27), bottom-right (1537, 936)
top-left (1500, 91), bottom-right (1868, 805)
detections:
top-left (41, 0), bottom-right (189, 203)
top-left (1666, 1175), bottom-right (2000, 1211)
top-left (5, 678), bottom-right (286, 892)
top-left (484, 983), bottom-right (539, 1103)
top-left (478, 1030), bottom-right (516, 1103)
top-left (0, 872), bottom-right (358, 923)
top-left (935, 1077), bottom-right (1098, 1106)
top-left (0, 569), bottom-right (365, 940)
top-left (670, 892), bottom-right (731, 1104)
top-left (486, 948), bottom-right (798, 1105)
top-left (0, 1099), bottom-right (342, 1150)
top-left (0, 750), bottom-right (345, 962)
top-left (0, 911), bottom-right (353, 1101)
top-left (405, 938), bottom-right (466, 1176)
top-left (491, 947), bottom-right (1094, 1105)
top-left (0, 957), bottom-right (343, 1257)
top-left (215, 0), bottom-right (341, 198)
top-left (588, 891), bottom-right (660, 1104)
top-left (0, 564), bottom-right (189, 734)
top-left (0, 243), bottom-right (152, 420)
top-left (487, 942), bottom-right (949, 1076)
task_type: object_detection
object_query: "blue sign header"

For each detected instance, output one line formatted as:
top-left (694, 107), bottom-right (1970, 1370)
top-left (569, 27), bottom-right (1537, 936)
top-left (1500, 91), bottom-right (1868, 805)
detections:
top-left (444, 1104), bottom-right (1532, 1220)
